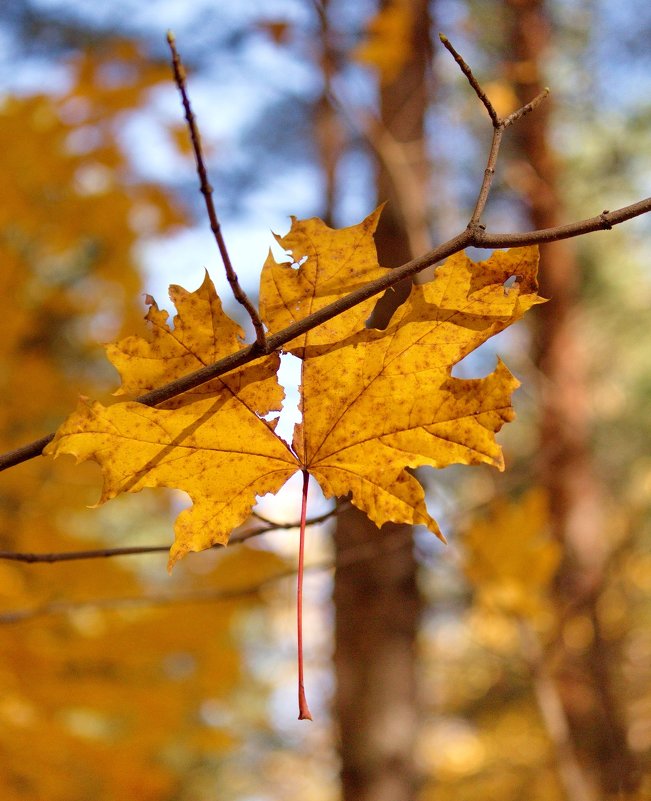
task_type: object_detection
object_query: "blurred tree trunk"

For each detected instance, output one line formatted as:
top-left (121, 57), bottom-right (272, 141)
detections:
top-left (504, 1), bottom-right (640, 797)
top-left (332, 2), bottom-right (432, 800)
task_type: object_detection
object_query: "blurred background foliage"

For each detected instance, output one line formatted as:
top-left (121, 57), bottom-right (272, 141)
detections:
top-left (0, 1), bottom-right (650, 800)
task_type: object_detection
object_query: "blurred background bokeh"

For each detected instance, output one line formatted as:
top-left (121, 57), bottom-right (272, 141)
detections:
top-left (1, 1), bottom-right (650, 799)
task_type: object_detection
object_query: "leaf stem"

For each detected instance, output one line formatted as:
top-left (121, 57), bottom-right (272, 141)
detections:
top-left (297, 469), bottom-right (313, 721)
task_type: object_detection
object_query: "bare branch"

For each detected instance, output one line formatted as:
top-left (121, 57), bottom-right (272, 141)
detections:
top-left (503, 88), bottom-right (550, 128)
top-left (438, 34), bottom-right (551, 225)
top-left (166, 31), bottom-right (266, 349)
top-left (439, 33), bottom-right (499, 126)
top-left (0, 544), bottom-right (170, 563)
top-left (0, 433), bottom-right (55, 470)
top-left (468, 126), bottom-right (504, 227)
top-left (0, 508), bottom-right (340, 564)
top-left (439, 33), bottom-right (549, 131)
top-left (251, 504), bottom-right (340, 528)
top-left (474, 198), bottom-right (651, 247)
top-left (0, 522), bottom-right (416, 625)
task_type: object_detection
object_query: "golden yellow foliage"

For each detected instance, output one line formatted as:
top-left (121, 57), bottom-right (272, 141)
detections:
top-left (47, 209), bottom-right (542, 566)
top-left (463, 489), bottom-right (561, 618)
top-left (0, 41), bottom-right (286, 799)
top-left (0, 543), bottom-right (286, 801)
top-left (353, 0), bottom-right (415, 85)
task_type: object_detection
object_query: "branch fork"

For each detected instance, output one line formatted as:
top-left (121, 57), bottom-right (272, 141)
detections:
top-left (439, 34), bottom-right (550, 228)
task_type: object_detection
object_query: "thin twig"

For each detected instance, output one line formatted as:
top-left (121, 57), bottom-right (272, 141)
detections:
top-left (0, 544), bottom-right (170, 563)
top-left (439, 34), bottom-right (551, 226)
top-left (466, 87), bottom-right (548, 221)
top-left (503, 88), bottom-right (550, 128)
top-left (166, 31), bottom-right (266, 349)
top-left (468, 126), bottom-right (504, 227)
top-left (474, 200), bottom-right (651, 245)
top-left (439, 33), bottom-right (499, 126)
top-left (0, 508), bottom-right (340, 564)
top-left (0, 520), bottom-right (416, 625)
top-left (251, 504), bottom-right (341, 528)
top-left (1, 433), bottom-right (55, 469)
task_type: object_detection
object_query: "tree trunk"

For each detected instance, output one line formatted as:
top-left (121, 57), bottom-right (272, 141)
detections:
top-left (334, 514), bottom-right (422, 801)
top-left (333, 2), bottom-right (432, 800)
top-left (504, 1), bottom-right (640, 796)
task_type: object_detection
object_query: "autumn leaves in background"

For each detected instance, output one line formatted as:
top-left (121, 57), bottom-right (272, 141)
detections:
top-left (0, 43), bottom-right (288, 797)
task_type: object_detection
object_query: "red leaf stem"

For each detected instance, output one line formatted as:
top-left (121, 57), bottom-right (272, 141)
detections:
top-left (297, 469), bottom-right (313, 721)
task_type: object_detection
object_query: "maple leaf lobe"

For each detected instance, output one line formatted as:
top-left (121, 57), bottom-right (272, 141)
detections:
top-left (106, 271), bottom-right (245, 402)
top-left (260, 207), bottom-right (392, 351)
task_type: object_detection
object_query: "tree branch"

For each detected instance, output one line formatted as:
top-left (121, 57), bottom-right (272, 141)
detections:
top-left (251, 504), bottom-right (340, 528)
top-left (474, 199), bottom-right (651, 247)
top-left (518, 621), bottom-right (597, 801)
top-left (166, 31), bottom-right (266, 349)
top-left (468, 88), bottom-right (549, 226)
top-left (438, 33), bottom-right (550, 226)
top-left (439, 33), bottom-right (500, 126)
top-left (0, 508), bottom-right (339, 564)
top-left (439, 32), bottom-right (549, 132)
top-left (0, 524), bottom-right (415, 625)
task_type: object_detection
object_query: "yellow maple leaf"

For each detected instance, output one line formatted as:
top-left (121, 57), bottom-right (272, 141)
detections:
top-left (46, 208), bottom-right (543, 567)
